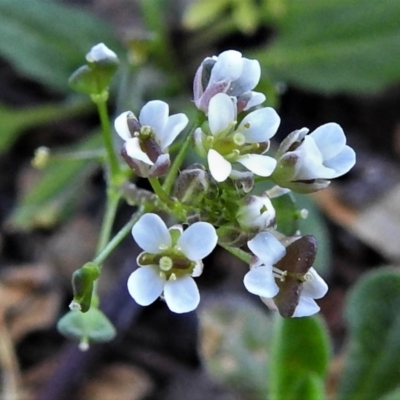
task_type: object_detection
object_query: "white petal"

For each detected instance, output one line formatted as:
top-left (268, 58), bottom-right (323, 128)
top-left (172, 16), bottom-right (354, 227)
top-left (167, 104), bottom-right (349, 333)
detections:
top-left (237, 154), bottom-right (277, 177)
top-left (127, 267), bottom-right (164, 306)
top-left (260, 296), bottom-right (278, 311)
top-left (302, 268), bottom-right (328, 299)
top-left (310, 123), bottom-right (346, 160)
top-left (247, 232), bottom-right (286, 265)
top-left (86, 43), bottom-right (117, 62)
top-left (159, 113), bottom-right (188, 150)
top-left (292, 296), bottom-right (320, 317)
top-left (238, 107), bottom-right (280, 143)
top-left (244, 267), bottom-right (279, 298)
top-left (132, 213), bottom-right (171, 253)
top-left (208, 149), bottom-right (232, 182)
top-left (139, 100), bottom-right (169, 135)
top-left (114, 111), bottom-right (135, 141)
top-left (228, 58), bottom-right (261, 96)
top-left (209, 50), bottom-right (243, 85)
top-left (125, 138), bottom-right (153, 165)
top-left (164, 275), bottom-right (200, 313)
top-left (208, 93), bottom-right (235, 135)
top-left (191, 261), bottom-right (203, 277)
top-left (243, 92), bottom-right (266, 110)
top-left (293, 137), bottom-right (335, 180)
top-left (178, 222), bottom-right (218, 260)
top-left (323, 145), bottom-right (356, 177)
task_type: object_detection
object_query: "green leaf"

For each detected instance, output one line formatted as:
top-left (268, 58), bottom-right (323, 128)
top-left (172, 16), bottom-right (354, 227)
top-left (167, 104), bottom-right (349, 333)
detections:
top-left (271, 192), bottom-right (299, 236)
top-left (380, 388), bottom-right (400, 400)
top-left (200, 297), bottom-right (272, 399)
top-left (292, 373), bottom-right (326, 400)
top-left (183, 0), bottom-right (230, 29)
top-left (268, 315), bottom-right (330, 400)
top-left (255, 0), bottom-right (400, 93)
top-left (337, 269), bottom-right (400, 400)
top-left (8, 133), bottom-right (102, 231)
top-left (0, 99), bottom-right (90, 153)
top-left (296, 195), bottom-right (331, 275)
top-left (0, 0), bottom-right (121, 92)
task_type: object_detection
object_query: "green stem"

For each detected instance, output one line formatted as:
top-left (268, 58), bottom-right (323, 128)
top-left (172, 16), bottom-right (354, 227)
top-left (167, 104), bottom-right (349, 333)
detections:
top-left (148, 177), bottom-right (173, 206)
top-left (96, 191), bottom-right (121, 256)
top-left (94, 98), bottom-right (120, 178)
top-left (219, 243), bottom-right (252, 264)
top-left (163, 111), bottom-right (205, 195)
top-left (94, 206), bottom-right (147, 266)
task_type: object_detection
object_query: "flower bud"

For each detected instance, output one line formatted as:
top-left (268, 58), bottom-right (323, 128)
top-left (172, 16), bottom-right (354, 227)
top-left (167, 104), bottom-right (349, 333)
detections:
top-left (174, 164), bottom-right (210, 205)
top-left (236, 193), bottom-right (276, 232)
top-left (69, 43), bottom-right (119, 96)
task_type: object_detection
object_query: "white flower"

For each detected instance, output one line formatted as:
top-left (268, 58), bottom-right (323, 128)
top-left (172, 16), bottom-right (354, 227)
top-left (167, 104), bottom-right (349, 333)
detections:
top-left (243, 232), bottom-right (285, 299)
top-left (86, 43), bottom-right (118, 63)
top-left (244, 232), bottom-right (328, 317)
top-left (273, 123), bottom-right (356, 193)
top-left (127, 213), bottom-right (218, 313)
top-left (193, 50), bottom-right (265, 114)
top-left (114, 101), bottom-right (188, 177)
top-left (194, 92), bottom-right (279, 182)
top-left (236, 194), bottom-right (276, 231)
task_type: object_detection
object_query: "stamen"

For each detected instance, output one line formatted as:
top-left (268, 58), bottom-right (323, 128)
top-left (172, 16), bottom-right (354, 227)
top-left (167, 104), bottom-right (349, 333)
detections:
top-left (233, 132), bottom-right (246, 146)
top-left (273, 267), bottom-right (288, 282)
top-left (169, 273), bottom-right (177, 281)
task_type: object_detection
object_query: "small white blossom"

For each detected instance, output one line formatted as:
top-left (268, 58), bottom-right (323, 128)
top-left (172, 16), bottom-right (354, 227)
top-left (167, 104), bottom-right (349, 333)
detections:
top-left (193, 50), bottom-right (265, 114)
top-left (273, 123), bottom-right (356, 193)
top-left (114, 101), bottom-right (188, 177)
top-left (236, 194), bottom-right (276, 232)
top-left (243, 232), bottom-right (284, 299)
top-left (127, 213), bottom-right (218, 313)
top-left (86, 43), bottom-right (118, 63)
top-left (244, 232), bottom-right (328, 317)
top-left (194, 92), bottom-right (279, 182)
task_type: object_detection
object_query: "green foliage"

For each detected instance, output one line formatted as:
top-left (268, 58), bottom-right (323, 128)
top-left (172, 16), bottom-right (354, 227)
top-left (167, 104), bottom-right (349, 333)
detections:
top-left (0, 99), bottom-right (90, 153)
top-left (296, 195), bottom-right (331, 275)
top-left (337, 269), bottom-right (400, 400)
top-left (268, 315), bottom-right (330, 400)
top-left (200, 298), bottom-right (272, 399)
top-left (185, 0), bottom-right (400, 93)
top-left (380, 388), bottom-right (400, 400)
top-left (0, 0), bottom-right (121, 92)
top-left (256, 0), bottom-right (400, 93)
top-left (271, 192), bottom-right (299, 236)
top-left (8, 133), bottom-right (102, 231)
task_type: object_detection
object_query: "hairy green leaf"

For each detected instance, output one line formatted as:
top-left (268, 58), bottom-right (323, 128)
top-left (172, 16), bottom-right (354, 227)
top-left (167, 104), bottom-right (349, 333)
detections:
top-left (8, 133), bottom-right (102, 231)
top-left (256, 0), bottom-right (400, 93)
top-left (0, 0), bottom-right (121, 92)
top-left (269, 315), bottom-right (330, 400)
top-left (337, 269), bottom-right (400, 400)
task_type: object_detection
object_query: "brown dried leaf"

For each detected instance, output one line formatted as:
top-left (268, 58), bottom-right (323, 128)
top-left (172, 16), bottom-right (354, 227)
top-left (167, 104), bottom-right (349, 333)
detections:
top-left (0, 264), bottom-right (61, 342)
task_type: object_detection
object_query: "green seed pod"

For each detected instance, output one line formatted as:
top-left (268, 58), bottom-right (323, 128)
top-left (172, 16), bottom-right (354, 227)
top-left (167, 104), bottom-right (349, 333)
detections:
top-left (71, 262), bottom-right (100, 313)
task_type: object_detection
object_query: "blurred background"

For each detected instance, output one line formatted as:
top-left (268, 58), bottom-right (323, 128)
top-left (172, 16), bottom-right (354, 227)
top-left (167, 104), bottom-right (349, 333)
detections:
top-left (1, 0), bottom-right (400, 399)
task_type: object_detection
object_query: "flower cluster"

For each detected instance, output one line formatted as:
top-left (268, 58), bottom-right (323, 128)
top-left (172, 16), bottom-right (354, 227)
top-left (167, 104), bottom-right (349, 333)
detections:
top-left (116, 49), bottom-right (356, 317)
